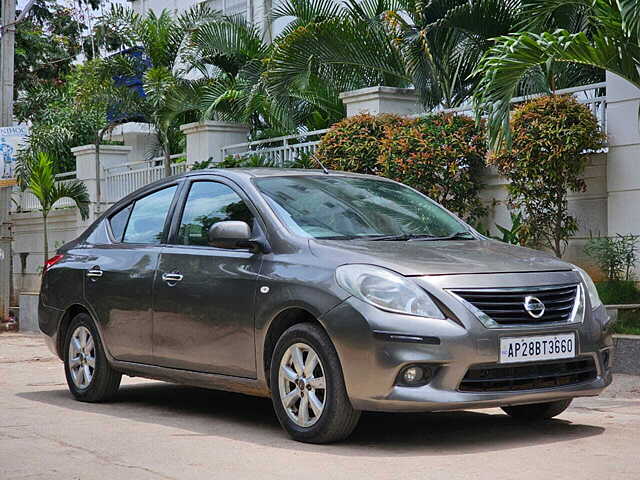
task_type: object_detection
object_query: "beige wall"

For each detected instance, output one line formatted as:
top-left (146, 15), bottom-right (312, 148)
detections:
top-left (478, 153), bottom-right (608, 277)
top-left (11, 208), bottom-right (80, 296)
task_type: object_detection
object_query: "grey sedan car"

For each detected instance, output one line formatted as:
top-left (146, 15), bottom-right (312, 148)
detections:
top-left (39, 169), bottom-right (613, 443)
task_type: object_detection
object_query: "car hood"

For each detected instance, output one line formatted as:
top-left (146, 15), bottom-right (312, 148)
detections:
top-left (309, 239), bottom-right (573, 276)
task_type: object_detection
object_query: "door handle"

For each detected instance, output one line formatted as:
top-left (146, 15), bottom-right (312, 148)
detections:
top-left (162, 272), bottom-right (183, 284)
top-left (87, 268), bottom-right (103, 279)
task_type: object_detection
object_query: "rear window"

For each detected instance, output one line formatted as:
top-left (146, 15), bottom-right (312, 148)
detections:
top-left (123, 186), bottom-right (178, 244)
top-left (109, 205), bottom-right (132, 242)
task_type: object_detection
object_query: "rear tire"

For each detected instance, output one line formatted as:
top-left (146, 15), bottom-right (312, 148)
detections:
top-left (63, 313), bottom-right (121, 402)
top-left (502, 399), bottom-right (572, 421)
top-left (270, 323), bottom-right (360, 443)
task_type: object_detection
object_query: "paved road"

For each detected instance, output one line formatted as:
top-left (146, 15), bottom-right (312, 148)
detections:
top-left (2, 333), bottom-right (640, 480)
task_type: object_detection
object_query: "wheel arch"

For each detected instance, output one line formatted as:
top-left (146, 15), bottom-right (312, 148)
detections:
top-left (57, 304), bottom-right (103, 360)
top-left (262, 307), bottom-right (331, 389)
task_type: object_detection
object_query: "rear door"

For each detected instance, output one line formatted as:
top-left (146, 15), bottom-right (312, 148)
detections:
top-left (151, 177), bottom-right (262, 377)
top-left (84, 183), bottom-right (180, 363)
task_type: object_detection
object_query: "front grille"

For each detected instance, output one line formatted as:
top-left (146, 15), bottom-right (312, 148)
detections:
top-left (451, 284), bottom-right (578, 325)
top-left (459, 357), bottom-right (597, 392)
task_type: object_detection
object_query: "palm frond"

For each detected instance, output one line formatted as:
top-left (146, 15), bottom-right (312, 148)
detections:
top-left (473, 29), bottom-right (640, 150)
top-left (50, 180), bottom-right (90, 220)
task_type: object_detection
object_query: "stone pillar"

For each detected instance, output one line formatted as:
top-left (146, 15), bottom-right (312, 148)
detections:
top-left (71, 145), bottom-right (132, 232)
top-left (605, 73), bottom-right (640, 237)
top-left (180, 121), bottom-right (250, 165)
top-left (107, 122), bottom-right (157, 163)
top-left (339, 86), bottom-right (424, 117)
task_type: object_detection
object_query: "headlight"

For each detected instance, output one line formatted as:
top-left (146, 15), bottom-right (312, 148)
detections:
top-left (335, 264), bottom-right (445, 319)
top-left (574, 266), bottom-right (602, 310)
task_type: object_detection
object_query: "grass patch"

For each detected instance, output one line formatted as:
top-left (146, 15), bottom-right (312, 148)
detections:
top-left (611, 309), bottom-right (640, 335)
top-left (595, 280), bottom-right (640, 305)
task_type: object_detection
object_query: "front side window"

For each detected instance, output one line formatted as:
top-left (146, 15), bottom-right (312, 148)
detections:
top-left (176, 181), bottom-right (254, 246)
top-left (254, 176), bottom-right (470, 240)
top-left (123, 186), bottom-right (178, 244)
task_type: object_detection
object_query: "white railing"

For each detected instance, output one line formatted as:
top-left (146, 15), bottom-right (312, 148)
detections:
top-left (434, 82), bottom-right (607, 130)
top-left (221, 129), bottom-right (329, 166)
top-left (104, 154), bottom-right (187, 203)
top-left (12, 171), bottom-right (78, 213)
top-left (220, 83), bottom-right (607, 166)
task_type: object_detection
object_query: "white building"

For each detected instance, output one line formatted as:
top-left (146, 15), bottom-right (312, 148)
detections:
top-left (127, 0), bottom-right (280, 40)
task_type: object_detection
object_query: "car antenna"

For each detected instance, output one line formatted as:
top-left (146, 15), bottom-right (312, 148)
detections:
top-left (310, 153), bottom-right (330, 174)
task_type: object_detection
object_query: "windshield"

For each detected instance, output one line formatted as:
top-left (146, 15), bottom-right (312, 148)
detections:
top-left (254, 175), bottom-right (473, 240)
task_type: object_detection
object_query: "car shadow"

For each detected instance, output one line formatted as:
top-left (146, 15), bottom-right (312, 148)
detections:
top-left (17, 380), bottom-right (605, 457)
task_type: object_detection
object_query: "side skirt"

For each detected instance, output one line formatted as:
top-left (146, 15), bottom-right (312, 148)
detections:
top-left (110, 359), bottom-right (271, 398)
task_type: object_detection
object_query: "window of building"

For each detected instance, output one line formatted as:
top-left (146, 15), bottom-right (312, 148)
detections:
top-left (207, 0), bottom-right (247, 19)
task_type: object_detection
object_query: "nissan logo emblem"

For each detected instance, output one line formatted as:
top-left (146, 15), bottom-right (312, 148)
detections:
top-left (524, 295), bottom-right (545, 318)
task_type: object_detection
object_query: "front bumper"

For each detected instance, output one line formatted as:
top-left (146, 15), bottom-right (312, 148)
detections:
top-left (320, 272), bottom-right (613, 413)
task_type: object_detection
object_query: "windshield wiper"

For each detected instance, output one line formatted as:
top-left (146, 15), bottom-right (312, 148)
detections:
top-left (369, 234), bottom-right (438, 241)
top-left (369, 231), bottom-right (476, 242)
top-left (409, 231), bottom-right (476, 241)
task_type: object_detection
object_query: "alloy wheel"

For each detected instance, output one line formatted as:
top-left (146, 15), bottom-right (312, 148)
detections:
top-left (278, 342), bottom-right (326, 428)
top-left (68, 326), bottom-right (96, 389)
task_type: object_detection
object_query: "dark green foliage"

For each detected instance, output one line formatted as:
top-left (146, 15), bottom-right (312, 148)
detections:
top-left (495, 211), bottom-right (527, 245)
top-left (611, 310), bottom-right (640, 335)
top-left (596, 280), bottom-right (640, 305)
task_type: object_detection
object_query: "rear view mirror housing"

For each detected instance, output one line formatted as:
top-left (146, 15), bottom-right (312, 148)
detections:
top-left (208, 221), bottom-right (253, 249)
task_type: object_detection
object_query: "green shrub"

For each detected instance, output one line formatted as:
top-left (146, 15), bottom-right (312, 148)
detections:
top-left (490, 95), bottom-right (606, 257)
top-left (315, 113), bottom-right (406, 176)
top-left (585, 234), bottom-right (639, 281)
top-left (611, 310), bottom-right (640, 335)
top-left (316, 112), bottom-right (487, 222)
top-left (595, 280), bottom-right (640, 305)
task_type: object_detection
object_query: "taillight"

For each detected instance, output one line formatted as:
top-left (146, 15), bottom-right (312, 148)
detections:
top-left (44, 254), bottom-right (64, 273)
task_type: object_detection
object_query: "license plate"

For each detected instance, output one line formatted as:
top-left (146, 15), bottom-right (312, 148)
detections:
top-left (499, 333), bottom-right (576, 364)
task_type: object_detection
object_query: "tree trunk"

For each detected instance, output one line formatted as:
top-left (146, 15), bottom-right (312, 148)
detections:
top-left (163, 144), bottom-right (172, 178)
top-left (42, 214), bottom-right (48, 271)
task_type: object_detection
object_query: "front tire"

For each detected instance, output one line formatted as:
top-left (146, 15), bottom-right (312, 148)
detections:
top-left (502, 399), bottom-right (572, 421)
top-left (63, 313), bottom-right (121, 402)
top-left (270, 323), bottom-right (360, 443)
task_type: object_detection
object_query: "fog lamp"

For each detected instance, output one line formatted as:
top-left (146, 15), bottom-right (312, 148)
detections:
top-left (397, 365), bottom-right (432, 387)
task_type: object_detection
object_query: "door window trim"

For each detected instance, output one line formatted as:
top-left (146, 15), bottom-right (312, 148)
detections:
top-left (167, 175), bottom-right (267, 251)
top-left (105, 180), bottom-right (185, 245)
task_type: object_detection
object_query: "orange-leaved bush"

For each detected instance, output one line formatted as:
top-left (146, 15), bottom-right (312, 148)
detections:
top-left (316, 112), bottom-right (487, 222)
top-left (315, 113), bottom-right (405, 176)
top-left (379, 113), bottom-right (487, 222)
top-left (489, 94), bottom-right (606, 257)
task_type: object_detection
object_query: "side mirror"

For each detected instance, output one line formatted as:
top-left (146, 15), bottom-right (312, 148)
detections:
top-left (208, 221), bottom-right (252, 249)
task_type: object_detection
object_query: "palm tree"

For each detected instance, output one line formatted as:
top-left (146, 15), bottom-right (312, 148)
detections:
top-left (16, 153), bottom-right (89, 266)
top-left (473, 0), bottom-right (640, 149)
top-left (99, 4), bottom-right (221, 176)
top-left (266, 0), bottom-right (603, 114)
top-left (181, 8), bottom-right (350, 136)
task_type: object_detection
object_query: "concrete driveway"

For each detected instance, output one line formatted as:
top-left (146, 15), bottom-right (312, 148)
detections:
top-left (2, 333), bottom-right (639, 480)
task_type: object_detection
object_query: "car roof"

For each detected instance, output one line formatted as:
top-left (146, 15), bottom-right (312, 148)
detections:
top-left (184, 168), bottom-right (377, 180)
top-left (111, 168), bottom-right (391, 210)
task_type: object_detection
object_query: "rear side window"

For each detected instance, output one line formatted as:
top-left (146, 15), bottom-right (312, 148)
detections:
top-left (176, 181), bottom-right (254, 246)
top-left (123, 186), bottom-right (178, 244)
top-left (109, 205), bottom-right (132, 242)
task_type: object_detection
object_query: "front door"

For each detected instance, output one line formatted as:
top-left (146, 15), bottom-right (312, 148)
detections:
top-left (85, 184), bottom-right (179, 363)
top-left (152, 179), bottom-right (261, 378)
